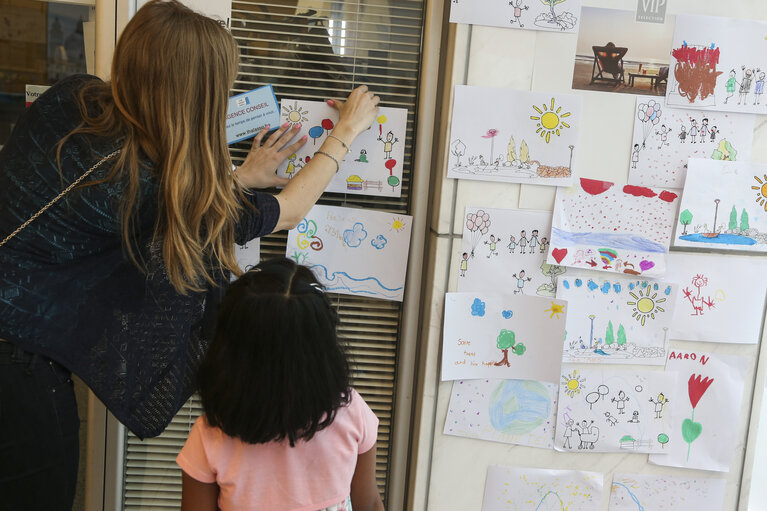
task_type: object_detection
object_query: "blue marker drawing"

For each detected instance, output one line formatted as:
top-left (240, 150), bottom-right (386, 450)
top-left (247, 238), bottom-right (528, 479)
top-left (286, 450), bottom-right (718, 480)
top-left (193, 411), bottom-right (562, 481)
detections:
top-left (611, 482), bottom-right (645, 511)
top-left (502, 310), bottom-right (513, 319)
top-left (587, 280), bottom-right (599, 291)
top-left (562, 279), bottom-right (571, 289)
top-left (343, 222), bottom-right (367, 247)
top-left (534, 491), bottom-right (566, 511)
top-left (613, 283), bottom-right (622, 293)
top-left (309, 264), bottom-right (403, 300)
top-left (601, 281), bottom-right (611, 294)
top-left (471, 298), bottom-right (486, 317)
top-left (371, 234), bottom-right (387, 249)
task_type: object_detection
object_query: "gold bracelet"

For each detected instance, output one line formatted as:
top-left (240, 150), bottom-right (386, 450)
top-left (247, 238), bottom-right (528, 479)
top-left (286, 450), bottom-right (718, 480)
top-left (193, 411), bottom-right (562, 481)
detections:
top-left (314, 150), bottom-right (340, 173)
top-left (327, 134), bottom-right (350, 153)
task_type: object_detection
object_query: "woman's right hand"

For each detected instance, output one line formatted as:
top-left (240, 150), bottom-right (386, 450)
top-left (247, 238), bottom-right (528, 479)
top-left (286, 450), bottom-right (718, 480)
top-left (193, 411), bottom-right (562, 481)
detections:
top-left (328, 86), bottom-right (380, 141)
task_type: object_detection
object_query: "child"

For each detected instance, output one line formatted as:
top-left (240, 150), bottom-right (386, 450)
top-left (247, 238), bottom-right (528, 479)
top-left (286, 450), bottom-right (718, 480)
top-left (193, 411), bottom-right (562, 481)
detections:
top-left (177, 258), bottom-right (384, 511)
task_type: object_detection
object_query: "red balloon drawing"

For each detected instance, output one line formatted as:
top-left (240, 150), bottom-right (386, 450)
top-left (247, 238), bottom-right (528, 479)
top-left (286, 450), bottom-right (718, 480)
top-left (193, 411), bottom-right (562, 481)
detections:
top-left (321, 118), bottom-right (334, 134)
top-left (385, 159), bottom-right (397, 175)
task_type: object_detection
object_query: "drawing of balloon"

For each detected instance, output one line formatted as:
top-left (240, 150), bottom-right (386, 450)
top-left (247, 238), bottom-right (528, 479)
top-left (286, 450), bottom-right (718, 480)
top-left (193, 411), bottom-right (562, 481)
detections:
top-left (637, 100), bottom-right (662, 147)
top-left (465, 209), bottom-right (491, 258)
top-left (387, 175), bottom-right (400, 191)
top-left (385, 159), bottom-right (397, 176)
top-left (597, 384), bottom-right (609, 400)
top-left (377, 114), bottom-right (387, 136)
top-left (585, 392), bottom-right (600, 410)
top-left (321, 118), bottom-right (334, 136)
top-left (308, 125), bottom-right (324, 145)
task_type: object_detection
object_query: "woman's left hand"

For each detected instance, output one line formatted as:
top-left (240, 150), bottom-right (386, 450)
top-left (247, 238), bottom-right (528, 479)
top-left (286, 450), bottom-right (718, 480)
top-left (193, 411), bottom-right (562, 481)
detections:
top-left (234, 123), bottom-right (308, 189)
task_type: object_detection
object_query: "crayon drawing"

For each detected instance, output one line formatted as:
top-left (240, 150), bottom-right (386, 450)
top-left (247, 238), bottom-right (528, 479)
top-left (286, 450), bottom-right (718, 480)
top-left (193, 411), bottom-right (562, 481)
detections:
top-left (285, 205), bottom-right (412, 302)
top-left (458, 207), bottom-right (565, 297)
top-left (673, 160), bottom-right (767, 252)
top-left (667, 15), bottom-right (767, 113)
top-left (664, 252), bottom-right (767, 344)
top-left (649, 350), bottom-right (750, 472)
top-left (482, 466), bottom-right (602, 511)
top-left (450, 0), bottom-right (581, 33)
top-left (627, 95), bottom-right (754, 188)
top-left (277, 99), bottom-right (407, 197)
top-left (447, 86), bottom-right (582, 187)
top-left (548, 178), bottom-right (678, 276)
top-left (554, 365), bottom-right (677, 453)
top-left (441, 293), bottom-right (567, 383)
top-left (609, 474), bottom-right (726, 511)
top-left (444, 379), bottom-right (558, 449)
top-left (557, 272), bottom-right (677, 365)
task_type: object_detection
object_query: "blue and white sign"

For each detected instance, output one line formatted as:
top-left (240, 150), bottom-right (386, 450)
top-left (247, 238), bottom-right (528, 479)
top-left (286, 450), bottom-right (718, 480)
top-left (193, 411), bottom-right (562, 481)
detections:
top-left (226, 85), bottom-right (280, 144)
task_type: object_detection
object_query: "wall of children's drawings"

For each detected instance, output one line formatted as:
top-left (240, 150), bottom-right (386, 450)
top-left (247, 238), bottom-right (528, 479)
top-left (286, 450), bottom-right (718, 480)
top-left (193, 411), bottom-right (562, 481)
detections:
top-left (415, 1), bottom-right (767, 510)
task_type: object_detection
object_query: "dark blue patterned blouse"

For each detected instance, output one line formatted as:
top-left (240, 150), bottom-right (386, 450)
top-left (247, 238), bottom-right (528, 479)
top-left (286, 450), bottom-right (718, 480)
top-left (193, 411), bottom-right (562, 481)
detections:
top-left (0, 75), bottom-right (279, 438)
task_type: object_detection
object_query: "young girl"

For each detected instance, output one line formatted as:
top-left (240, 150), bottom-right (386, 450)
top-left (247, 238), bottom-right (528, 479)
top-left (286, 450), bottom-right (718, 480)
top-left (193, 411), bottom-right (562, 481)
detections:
top-left (177, 258), bottom-right (385, 511)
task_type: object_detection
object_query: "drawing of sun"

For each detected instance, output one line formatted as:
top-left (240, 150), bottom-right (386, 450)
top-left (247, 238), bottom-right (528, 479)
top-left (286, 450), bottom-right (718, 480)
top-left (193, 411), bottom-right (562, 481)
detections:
top-left (530, 98), bottom-right (572, 143)
top-left (562, 370), bottom-right (586, 398)
top-left (627, 286), bottom-right (666, 326)
top-left (545, 301), bottom-right (565, 319)
top-left (752, 174), bottom-right (767, 211)
top-left (282, 101), bottom-right (309, 125)
top-left (391, 217), bottom-right (407, 232)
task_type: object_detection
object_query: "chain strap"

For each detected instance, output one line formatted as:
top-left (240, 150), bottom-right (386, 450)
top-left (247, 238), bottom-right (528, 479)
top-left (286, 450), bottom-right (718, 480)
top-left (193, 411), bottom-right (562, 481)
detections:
top-left (0, 149), bottom-right (121, 248)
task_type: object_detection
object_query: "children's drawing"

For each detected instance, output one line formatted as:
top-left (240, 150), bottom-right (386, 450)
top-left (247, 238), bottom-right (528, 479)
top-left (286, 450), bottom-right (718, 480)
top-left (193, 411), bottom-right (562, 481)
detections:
top-left (673, 160), bottom-right (767, 252)
top-left (549, 178), bottom-right (678, 276)
top-left (482, 466), bottom-right (602, 511)
top-left (664, 252), bottom-right (767, 344)
top-left (233, 239), bottom-right (260, 274)
top-left (649, 350), bottom-right (749, 472)
top-left (667, 15), bottom-right (767, 113)
top-left (458, 207), bottom-right (565, 298)
top-left (277, 99), bottom-right (407, 197)
top-left (554, 365), bottom-right (677, 453)
top-left (558, 273), bottom-right (677, 366)
top-left (441, 293), bottom-right (567, 383)
top-left (285, 205), bottom-right (412, 302)
top-left (447, 86), bottom-right (582, 187)
top-left (609, 473), bottom-right (726, 511)
top-left (444, 379), bottom-right (558, 449)
top-left (450, 0), bottom-right (581, 33)
top-left (627, 96), bottom-right (755, 188)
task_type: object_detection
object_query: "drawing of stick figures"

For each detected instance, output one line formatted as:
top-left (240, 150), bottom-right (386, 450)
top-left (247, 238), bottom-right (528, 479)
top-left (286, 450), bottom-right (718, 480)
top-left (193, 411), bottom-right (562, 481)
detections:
top-left (512, 270), bottom-right (532, 294)
top-left (378, 131), bottom-right (399, 159)
top-left (724, 69), bottom-right (737, 104)
top-left (604, 412), bottom-right (618, 426)
top-left (649, 393), bottom-right (668, 419)
top-left (484, 234), bottom-right (498, 258)
top-left (285, 153), bottom-right (297, 179)
top-left (508, 0), bottom-right (528, 27)
top-left (507, 235), bottom-right (517, 253)
top-left (611, 390), bottom-right (629, 414)
top-left (563, 419), bottom-right (574, 449)
top-left (755, 71), bottom-right (765, 105)
top-left (459, 252), bottom-right (468, 277)
top-left (631, 144), bottom-right (640, 168)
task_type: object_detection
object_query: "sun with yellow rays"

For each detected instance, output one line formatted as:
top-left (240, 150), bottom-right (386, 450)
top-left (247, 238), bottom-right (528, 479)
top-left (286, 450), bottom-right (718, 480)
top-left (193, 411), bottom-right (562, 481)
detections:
top-left (561, 369), bottom-right (586, 398)
top-left (530, 98), bottom-right (572, 143)
top-left (391, 217), bottom-right (407, 232)
top-left (752, 174), bottom-right (767, 211)
top-left (545, 301), bottom-right (565, 319)
top-left (282, 101), bottom-right (309, 126)
top-left (627, 285), bottom-right (666, 326)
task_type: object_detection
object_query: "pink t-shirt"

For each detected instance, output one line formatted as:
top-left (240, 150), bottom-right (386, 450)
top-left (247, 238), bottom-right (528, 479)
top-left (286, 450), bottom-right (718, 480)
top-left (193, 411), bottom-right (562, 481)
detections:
top-left (176, 389), bottom-right (378, 511)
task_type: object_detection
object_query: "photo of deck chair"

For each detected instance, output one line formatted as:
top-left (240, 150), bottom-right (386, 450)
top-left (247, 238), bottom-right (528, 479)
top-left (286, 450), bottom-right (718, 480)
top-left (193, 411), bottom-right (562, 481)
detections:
top-left (590, 43), bottom-right (627, 86)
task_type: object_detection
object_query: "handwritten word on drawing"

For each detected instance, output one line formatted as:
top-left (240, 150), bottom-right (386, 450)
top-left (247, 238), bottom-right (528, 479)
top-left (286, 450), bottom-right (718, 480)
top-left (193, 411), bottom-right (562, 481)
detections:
top-left (669, 350), bottom-right (709, 365)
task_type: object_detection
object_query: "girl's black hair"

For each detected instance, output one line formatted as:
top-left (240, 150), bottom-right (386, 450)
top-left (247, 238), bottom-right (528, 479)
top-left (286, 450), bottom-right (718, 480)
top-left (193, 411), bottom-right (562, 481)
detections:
top-left (198, 257), bottom-right (350, 446)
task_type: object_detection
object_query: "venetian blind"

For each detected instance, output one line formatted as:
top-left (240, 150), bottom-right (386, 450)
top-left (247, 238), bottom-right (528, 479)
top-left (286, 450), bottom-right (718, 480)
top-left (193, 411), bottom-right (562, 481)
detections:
top-left (122, 1), bottom-right (424, 508)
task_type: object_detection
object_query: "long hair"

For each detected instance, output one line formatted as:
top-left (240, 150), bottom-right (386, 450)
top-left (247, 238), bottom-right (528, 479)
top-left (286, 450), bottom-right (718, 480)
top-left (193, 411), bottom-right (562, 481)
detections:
top-left (198, 258), bottom-right (351, 446)
top-left (57, 0), bottom-right (243, 294)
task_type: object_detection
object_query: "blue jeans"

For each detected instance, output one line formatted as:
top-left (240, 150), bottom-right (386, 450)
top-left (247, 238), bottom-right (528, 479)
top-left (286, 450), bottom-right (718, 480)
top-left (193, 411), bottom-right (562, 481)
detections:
top-left (0, 342), bottom-right (79, 510)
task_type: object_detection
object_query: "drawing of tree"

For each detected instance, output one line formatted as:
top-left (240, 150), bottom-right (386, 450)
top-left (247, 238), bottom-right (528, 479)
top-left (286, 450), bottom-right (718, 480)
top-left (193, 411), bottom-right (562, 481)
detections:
top-left (494, 329), bottom-right (526, 367)
top-left (679, 209), bottom-right (693, 235)
top-left (741, 209), bottom-right (750, 231)
top-left (536, 262), bottom-right (566, 297)
top-left (507, 135), bottom-right (517, 164)
top-left (534, 0), bottom-right (577, 30)
top-left (520, 140), bottom-right (530, 165)
top-left (617, 324), bottom-right (627, 347)
top-left (482, 129), bottom-right (499, 163)
top-left (729, 205), bottom-right (737, 231)
top-left (605, 321), bottom-right (615, 346)
top-left (450, 139), bottom-right (466, 166)
top-left (671, 44), bottom-right (723, 103)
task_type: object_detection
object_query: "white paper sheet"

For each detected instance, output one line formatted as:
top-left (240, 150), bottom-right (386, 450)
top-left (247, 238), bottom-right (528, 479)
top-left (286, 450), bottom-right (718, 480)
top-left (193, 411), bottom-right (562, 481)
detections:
top-left (609, 473), bottom-right (726, 511)
top-left (457, 207), bottom-right (565, 297)
top-left (627, 95), bottom-right (755, 188)
top-left (557, 272), bottom-right (678, 365)
top-left (672, 159), bottom-right (767, 253)
top-left (548, 178), bottom-right (679, 277)
top-left (649, 350), bottom-right (750, 472)
top-left (441, 292), bottom-right (567, 383)
top-left (444, 379), bottom-right (558, 449)
top-left (667, 14), bottom-right (767, 114)
top-left (234, 239), bottom-right (260, 273)
top-left (664, 252), bottom-right (767, 344)
top-left (284, 205), bottom-right (412, 301)
top-left (554, 365), bottom-right (677, 453)
top-left (447, 86), bottom-right (582, 187)
top-left (450, 0), bottom-right (582, 33)
top-left (482, 466), bottom-right (603, 511)
top-left (276, 99), bottom-right (407, 197)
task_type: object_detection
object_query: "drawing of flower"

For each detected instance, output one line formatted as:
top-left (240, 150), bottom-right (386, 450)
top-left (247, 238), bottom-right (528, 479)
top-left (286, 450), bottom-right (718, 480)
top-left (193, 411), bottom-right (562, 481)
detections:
top-left (482, 129), bottom-right (499, 163)
top-left (671, 43), bottom-right (723, 103)
top-left (683, 374), bottom-right (714, 461)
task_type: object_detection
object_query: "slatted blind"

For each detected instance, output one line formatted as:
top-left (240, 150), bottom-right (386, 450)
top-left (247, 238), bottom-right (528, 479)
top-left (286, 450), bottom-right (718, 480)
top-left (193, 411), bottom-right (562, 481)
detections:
top-left (122, 1), bottom-right (424, 508)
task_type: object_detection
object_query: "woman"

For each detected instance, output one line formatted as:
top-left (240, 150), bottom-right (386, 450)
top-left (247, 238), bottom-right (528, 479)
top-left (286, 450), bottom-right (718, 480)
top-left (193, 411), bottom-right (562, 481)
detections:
top-left (0, 1), bottom-right (379, 508)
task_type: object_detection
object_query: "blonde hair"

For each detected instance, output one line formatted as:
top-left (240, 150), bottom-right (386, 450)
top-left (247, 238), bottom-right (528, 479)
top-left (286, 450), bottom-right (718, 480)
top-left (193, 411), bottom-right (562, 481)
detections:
top-left (58, 0), bottom-right (244, 294)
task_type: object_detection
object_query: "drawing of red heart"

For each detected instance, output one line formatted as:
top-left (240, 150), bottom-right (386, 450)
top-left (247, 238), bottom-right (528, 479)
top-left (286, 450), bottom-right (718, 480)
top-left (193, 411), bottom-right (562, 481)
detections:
top-left (552, 248), bottom-right (568, 263)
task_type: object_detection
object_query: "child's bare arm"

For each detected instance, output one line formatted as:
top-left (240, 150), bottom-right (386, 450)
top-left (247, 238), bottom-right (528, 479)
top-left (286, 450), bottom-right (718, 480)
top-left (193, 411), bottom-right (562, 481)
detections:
top-left (350, 444), bottom-right (385, 511)
top-left (180, 471), bottom-right (219, 511)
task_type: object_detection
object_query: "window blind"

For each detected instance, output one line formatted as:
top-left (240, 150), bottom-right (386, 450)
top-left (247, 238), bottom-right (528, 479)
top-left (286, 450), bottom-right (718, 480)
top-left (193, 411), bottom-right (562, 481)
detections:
top-left (122, 1), bottom-right (424, 508)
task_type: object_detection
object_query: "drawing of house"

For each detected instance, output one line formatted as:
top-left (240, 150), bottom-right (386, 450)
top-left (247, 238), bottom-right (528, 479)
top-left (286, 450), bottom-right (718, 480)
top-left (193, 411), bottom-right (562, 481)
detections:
top-left (347, 175), bottom-right (364, 191)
